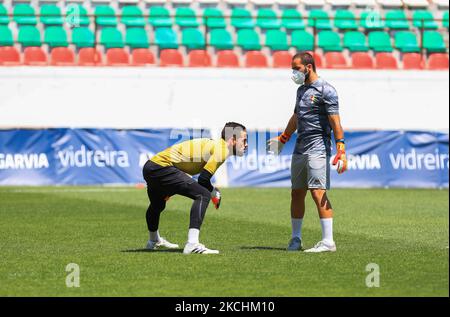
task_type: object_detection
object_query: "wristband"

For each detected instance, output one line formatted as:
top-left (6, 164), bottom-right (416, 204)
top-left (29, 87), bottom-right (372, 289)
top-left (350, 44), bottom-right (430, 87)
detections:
top-left (279, 132), bottom-right (291, 144)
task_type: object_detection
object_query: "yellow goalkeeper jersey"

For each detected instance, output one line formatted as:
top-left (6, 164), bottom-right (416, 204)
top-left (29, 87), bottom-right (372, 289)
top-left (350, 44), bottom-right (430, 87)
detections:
top-left (150, 138), bottom-right (230, 176)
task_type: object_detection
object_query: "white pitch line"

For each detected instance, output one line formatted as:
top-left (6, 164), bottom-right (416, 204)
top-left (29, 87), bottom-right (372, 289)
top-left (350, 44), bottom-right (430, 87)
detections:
top-left (1, 188), bottom-right (142, 193)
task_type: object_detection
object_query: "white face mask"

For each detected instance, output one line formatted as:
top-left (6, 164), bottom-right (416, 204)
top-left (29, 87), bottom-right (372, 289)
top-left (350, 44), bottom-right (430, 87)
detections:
top-left (291, 70), bottom-right (305, 85)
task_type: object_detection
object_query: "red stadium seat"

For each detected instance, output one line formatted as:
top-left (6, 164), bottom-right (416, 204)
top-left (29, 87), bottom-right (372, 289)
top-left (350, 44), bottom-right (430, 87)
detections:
top-left (427, 53), bottom-right (449, 70)
top-left (160, 49), bottom-right (183, 67)
top-left (351, 52), bottom-right (374, 69)
top-left (216, 50), bottom-right (239, 68)
top-left (78, 48), bottom-right (102, 66)
top-left (244, 51), bottom-right (268, 68)
top-left (188, 50), bottom-right (212, 67)
top-left (23, 47), bottom-right (48, 66)
top-left (309, 51), bottom-right (323, 68)
top-left (402, 53), bottom-right (424, 70)
top-left (0, 47), bottom-right (20, 66)
top-left (272, 51), bottom-right (292, 68)
top-left (106, 48), bottom-right (130, 66)
top-left (50, 47), bottom-right (75, 66)
top-left (131, 49), bottom-right (155, 66)
top-left (375, 53), bottom-right (398, 70)
top-left (324, 52), bottom-right (348, 69)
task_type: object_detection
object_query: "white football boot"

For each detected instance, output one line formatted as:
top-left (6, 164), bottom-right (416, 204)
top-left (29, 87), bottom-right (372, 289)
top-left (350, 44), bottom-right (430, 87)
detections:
top-left (304, 240), bottom-right (336, 253)
top-left (146, 237), bottom-right (179, 250)
top-left (287, 237), bottom-right (302, 251)
top-left (183, 243), bottom-right (219, 254)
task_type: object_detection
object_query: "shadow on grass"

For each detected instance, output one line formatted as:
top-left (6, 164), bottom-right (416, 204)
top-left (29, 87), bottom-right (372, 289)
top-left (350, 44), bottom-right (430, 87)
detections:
top-left (121, 248), bottom-right (183, 253)
top-left (240, 246), bottom-right (287, 251)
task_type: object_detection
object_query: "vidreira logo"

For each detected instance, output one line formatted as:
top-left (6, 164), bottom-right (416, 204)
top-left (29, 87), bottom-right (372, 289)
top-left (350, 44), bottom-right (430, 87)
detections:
top-left (57, 145), bottom-right (129, 168)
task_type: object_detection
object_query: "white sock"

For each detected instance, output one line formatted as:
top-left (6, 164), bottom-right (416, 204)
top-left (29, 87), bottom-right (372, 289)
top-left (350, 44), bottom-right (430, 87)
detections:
top-left (291, 218), bottom-right (303, 239)
top-left (149, 230), bottom-right (160, 242)
top-left (320, 218), bottom-right (334, 244)
top-left (188, 228), bottom-right (200, 244)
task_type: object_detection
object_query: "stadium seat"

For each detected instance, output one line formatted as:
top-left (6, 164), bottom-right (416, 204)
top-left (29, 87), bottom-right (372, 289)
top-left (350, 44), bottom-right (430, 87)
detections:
top-left (375, 52), bottom-right (398, 69)
top-left (50, 47), bottom-right (75, 66)
top-left (18, 26), bottom-right (42, 47)
top-left (412, 10), bottom-right (439, 29)
top-left (369, 31), bottom-right (393, 52)
top-left (394, 31), bottom-right (420, 53)
top-left (360, 11), bottom-right (385, 30)
top-left (334, 10), bottom-right (358, 30)
top-left (385, 10), bottom-right (410, 30)
top-left (125, 28), bottom-right (149, 49)
top-left (244, 51), bottom-right (268, 68)
top-left (72, 27), bottom-right (95, 48)
top-left (0, 46), bottom-right (20, 65)
top-left (40, 5), bottom-right (64, 26)
top-left (13, 4), bottom-right (37, 26)
top-left (100, 28), bottom-right (125, 49)
top-left (344, 31), bottom-right (369, 52)
top-left (265, 30), bottom-right (289, 50)
top-left (0, 4), bottom-right (9, 25)
top-left (182, 28), bottom-right (206, 50)
top-left (318, 31), bottom-right (343, 52)
top-left (155, 28), bottom-right (179, 49)
top-left (231, 8), bottom-right (255, 29)
top-left (148, 6), bottom-right (173, 28)
top-left (312, 51), bottom-right (323, 68)
top-left (427, 53), bottom-right (449, 70)
top-left (121, 6), bottom-right (145, 28)
top-left (203, 8), bottom-right (226, 28)
top-left (216, 50), bottom-right (239, 67)
top-left (272, 51), bottom-right (292, 68)
top-left (0, 26), bottom-right (13, 46)
top-left (175, 7), bottom-right (199, 28)
top-left (160, 49), bottom-right (184, 67)
top-left (23, 47), bottom-right (47, 66)
top-left (308, 10), bottom-right (332, 30)
top-left (78, 48), bottom-right (102, 66)
top-left (237, 29), bottom-right (262, 50)
top-left (210, 29), bottom-right (234, 50)
top-left (95, 6), bottom-right (118, 27)
top-left (324, 52), bottom-right (348, 68)
top-left (443, 11), bottom-right (449, 28)
top-left (256, 9), bottom-right (281, 29)
top-left (106, 48), bottom-right (130, 66)
top-left (188, 50), bottom-right (212, 67)
top-left (281, 9), bottom-right (305, 30)
top-left (402, 53), bottom-right (424, 69)
top-left (351, 52), bottom-right (374, 69)
top-left (44, 27), bottom-right (69, 48)
top-left (66, 5), bottom-right (90, 27)
top-left (131, 48), bottom-right (155, 66)
top-left (423, 31), bottom-right (447, 53)
top-left (291, 30), bottom-right (314, 51)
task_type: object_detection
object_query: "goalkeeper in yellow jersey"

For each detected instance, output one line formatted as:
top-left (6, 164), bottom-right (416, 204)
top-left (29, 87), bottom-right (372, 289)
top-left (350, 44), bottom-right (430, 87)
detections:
top-left (143, 122), bottom-right (247, 254)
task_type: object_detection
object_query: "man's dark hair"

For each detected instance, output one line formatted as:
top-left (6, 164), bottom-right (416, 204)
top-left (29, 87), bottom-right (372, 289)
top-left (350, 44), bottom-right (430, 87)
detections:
top-left (292, 51), bottom-right (316, 72)
top-left (221, 122), bottom-right (246, 140)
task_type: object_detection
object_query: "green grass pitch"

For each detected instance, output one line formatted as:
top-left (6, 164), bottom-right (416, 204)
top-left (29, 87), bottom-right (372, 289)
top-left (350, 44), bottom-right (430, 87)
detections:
top-left (0, 187), bottom-right (448, 297)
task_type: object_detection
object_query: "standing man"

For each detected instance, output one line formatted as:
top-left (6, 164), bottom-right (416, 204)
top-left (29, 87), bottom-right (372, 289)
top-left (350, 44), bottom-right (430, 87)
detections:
top-left (143, 122), bottom-right (247, 254)
top-left (267, 52), bottom-right (347, 253)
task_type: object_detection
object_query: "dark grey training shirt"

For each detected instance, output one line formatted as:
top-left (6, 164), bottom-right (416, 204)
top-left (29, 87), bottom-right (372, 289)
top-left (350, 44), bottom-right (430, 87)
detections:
top-left (293, 78), bottom-right (339, 156)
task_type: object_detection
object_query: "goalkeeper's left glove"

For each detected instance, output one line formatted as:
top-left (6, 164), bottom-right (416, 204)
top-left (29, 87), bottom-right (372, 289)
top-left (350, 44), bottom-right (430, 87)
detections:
top-left (211, 187), bottom-right (221, 209)
top-left (332, 140), bottom-right (348, 174)
top-left (266, 132), bottom-right (291, 155)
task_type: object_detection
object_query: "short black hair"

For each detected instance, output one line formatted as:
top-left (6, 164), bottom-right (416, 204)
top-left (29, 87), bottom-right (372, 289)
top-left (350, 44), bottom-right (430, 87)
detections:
top-left (221, 122), bottom-right (246, 140)
top-left (292, 51), bottom-right (316, 72)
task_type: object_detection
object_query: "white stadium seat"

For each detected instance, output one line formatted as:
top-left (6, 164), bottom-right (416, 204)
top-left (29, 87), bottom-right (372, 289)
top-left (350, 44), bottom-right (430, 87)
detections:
top-left (224, 0), bottom-right (250, 5)
top-left (118, 0), bottom-right (141, 4)
top-left (352, 0), bottom-right (377, 6)
top-left (276, 0), bottom-right (301, 5)
top-left (251, 0), bottom-right (277, 5)
top-left (172, 0), bottom-right (194, 4)
top-left (376, 0), bottom-right (404, 7)
top-left (301, 0), bottom-right (326, 7)
top-left (327, 0), bottom-right (353, 6)
top-left (403, 0), bottom-right (430, 7)
top-left (431, 0), bottom-right (449, 8)
top-left (144, 0), bottom-right (170, 5)
top-left (197, 0), bottom-right (222, 4)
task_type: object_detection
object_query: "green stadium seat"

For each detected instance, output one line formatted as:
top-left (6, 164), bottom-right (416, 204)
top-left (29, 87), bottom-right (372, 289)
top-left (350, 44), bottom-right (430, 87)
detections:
top-left (281, 9), bottom-right (305, 30)
top-left (72, 27), bottom-right (95, 48)
top-left (394, 31), bottom-right (420, 52)
top-left (308, 10), bottom-right (332, 30)
top-left (237, 29), bottom-right (261, 50)
top-left (95, 6), bottom-right (118, 27)
top-left (318, 31), bottom-right (343, 52)
top-left (155, 28), bottom-right (179, 49)
top-left (265, 30), bottom-right (288, 50)
top-left (40, 5), bottom-right (64, 26)
top-left (343, 31), bottom-right (368, 52)
top-left (66, 5), bottom-right (90, 27)
top-left (175, 7), bottom-right (199, 28)
top-left (385, 10), bottom-right (410, 30)
top-left (360, 11), bottom-right (385, 30)
top-left (231, 8), bottom-right (255, 29)
top-left (210, 28), bottom-right (234, 50)
top-left (368, 31), bottom-right (393, 52)
top-left (412, 10), bottom-right (438, 29)
top-left (203, 8), bottom-right (226, 28)
top-left (256, 9), bottom-right (281, 29)
top-left (291, 30), bottom-right (314, 51)
top-left (334, 10), bottom-right (358, 30)
top-left (0, 26), bottom-right (13, 46)
top-left (0, 4), bottom-right (9, 25)
top-left (100, 28), bottom-right (124, 49)
top-left (443, 11), bottom-right (449, 28)
top-left (44, 26), bottom-right (69, 48)
top-left (121, 6), bottom-right (145, 28)
top-left (423, 31), bottom-right (447, 52)
top-left (14, 4), bottom-right (37, 26)
top-left (182, 28), bottom-right (205, 49)
top-left (149, 7), bottom-right (172, 28)
top-left (18, 26), bottom-right (42, 47)
top-left (125, 27), bottom-right (149, 48)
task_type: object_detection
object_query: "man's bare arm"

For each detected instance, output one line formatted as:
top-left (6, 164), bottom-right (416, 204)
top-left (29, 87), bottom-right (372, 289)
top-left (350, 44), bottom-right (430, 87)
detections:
top-left (328, 114), bottom-right (344, 141)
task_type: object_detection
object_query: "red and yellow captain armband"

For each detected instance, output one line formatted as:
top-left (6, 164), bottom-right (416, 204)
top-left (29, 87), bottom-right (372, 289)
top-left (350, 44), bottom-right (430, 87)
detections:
top-left (279, 132), bottom-right (291, 144)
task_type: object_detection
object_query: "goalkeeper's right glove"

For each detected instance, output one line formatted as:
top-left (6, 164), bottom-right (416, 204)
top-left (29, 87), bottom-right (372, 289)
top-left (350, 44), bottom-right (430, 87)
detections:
top-left (266, 132), bottom-right (291, 155)
top-left (211, 188), bottom-right (221, 210)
